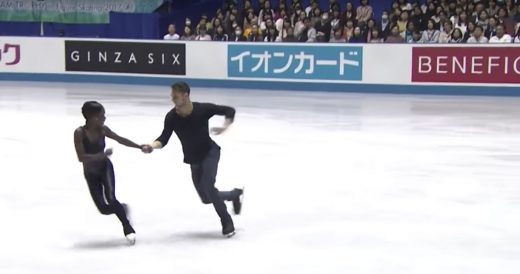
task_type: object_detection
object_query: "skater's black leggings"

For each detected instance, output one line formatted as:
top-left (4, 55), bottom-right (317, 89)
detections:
top-left (84, 159), bottom-right (130, 227)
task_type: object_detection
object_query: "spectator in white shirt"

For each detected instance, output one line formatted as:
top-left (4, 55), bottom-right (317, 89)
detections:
top-left (195, 26), bottom-right (212, 41)
top-left (467, 26), bottom-right (489, 43)
top-left (163, 24), bottom-right (180, 40)
top-left (438, 21), bottom-right (453, 43)
top-left (421, 19), bottom-right (440, 43)
top-left (294, 11), bottom-right (307, 40)
top-left (489, 24), bottom-right (512, 43)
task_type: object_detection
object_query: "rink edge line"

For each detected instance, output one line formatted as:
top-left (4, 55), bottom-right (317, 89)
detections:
top-left (0, 73), bottom-right (519, 96)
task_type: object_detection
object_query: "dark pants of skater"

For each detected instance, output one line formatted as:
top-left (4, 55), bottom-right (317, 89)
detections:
top-left (84, 160), bottom-right (130, 228)
top-left (190, 143), bottom-right (240, 225)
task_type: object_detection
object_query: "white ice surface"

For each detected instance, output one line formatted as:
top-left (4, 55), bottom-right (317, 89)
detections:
top-left (0, 81), bottom-right (519, 274)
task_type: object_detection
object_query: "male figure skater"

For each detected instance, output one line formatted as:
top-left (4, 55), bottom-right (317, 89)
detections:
top-left (146, 82), bottom-right (243, 237)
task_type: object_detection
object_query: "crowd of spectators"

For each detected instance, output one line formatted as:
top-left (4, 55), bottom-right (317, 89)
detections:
top-left (163, 0), bottom-right (520, 43)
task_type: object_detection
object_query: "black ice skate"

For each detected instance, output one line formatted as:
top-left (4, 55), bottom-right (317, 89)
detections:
top-left (232, 188), bottom-right (244, 215)
top-left (222, 221), bottom-right (235, 238)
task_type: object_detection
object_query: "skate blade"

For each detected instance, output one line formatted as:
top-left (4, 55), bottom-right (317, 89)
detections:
top-left (224, 231), bottom-right (236, 238)
top-left (125, 233), bottom-right (136, 245)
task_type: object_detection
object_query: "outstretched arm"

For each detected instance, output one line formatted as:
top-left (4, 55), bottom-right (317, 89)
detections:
top-left (104, 126), bottom-right (142, 149)
top-left (149, 113), bottom-right (175, 151)
top-left (208, 104), bottom-right (235, 135)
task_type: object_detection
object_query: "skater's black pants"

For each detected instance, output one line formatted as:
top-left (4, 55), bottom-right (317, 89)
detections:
top-left (84, 159), bottom-right (130, 228)
top-left (190, 143), bottom-right (239, 225)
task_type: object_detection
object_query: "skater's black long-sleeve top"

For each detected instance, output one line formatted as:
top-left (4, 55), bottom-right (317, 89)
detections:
top-left (156, 102), bottom-right (235, 164)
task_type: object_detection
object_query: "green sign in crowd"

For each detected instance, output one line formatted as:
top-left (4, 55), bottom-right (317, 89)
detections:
top-left (0, 0), bottom-right (163, 24)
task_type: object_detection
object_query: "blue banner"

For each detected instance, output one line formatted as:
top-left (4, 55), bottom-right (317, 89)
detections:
top-left (228, 44), bottom-right (363, 81)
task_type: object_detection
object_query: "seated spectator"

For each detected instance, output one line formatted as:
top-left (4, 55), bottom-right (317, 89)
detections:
top-left (380, 10), bottom-right (391, 38)
top-left (424, 1), bottom-right (436, 19)
top-left (497, 7), bottom-right (515, 36)
top-left (274, 3), bottom-right (287, 21)
top-left (213, 25), bottom-right (229, 41)
top-left (356, 0), bottom-right (373, 24)
top-left (274, 8), bottom-right (287, 28)
top-left (211, 18), bottom-right (223, 37)
top-left (390, 8), bottom-right (402, 28)
top-left (348, 26), bottom-right (365, 43)
top-left (247, 24), bottom-right (264, 42)
top-left (299, 17), bottom-right (317, 42)
top-left (229, 26), bottom-right (247, 42)
top-left (404, 21), bottom-right (416, 42)
top-left (260, 17), bottom-right (276, 34)
top-left (463, 21), bottom-right (477, 42)
top-left (390, 1), bottom-right (400, 13)
top-left (385, 24), bottom-right (405, 43)
top-left (438, 10), bottom-right (449, 31)
top-left (399, 0), bottom-right (412, 11)
top-left (306, 0), bottom-right (319, 17)
top-left (431, 7), bottom-right (442, 28)
top-left (421, 19), bottom-right (440, 43)
top-left (310, 6), bottom-right (322, 21)
top-left (226, 13), bottom-right (239, 35)
top-left (476, 10), bottom-right (490, 31)
top-left (184, 17), bottom-right (192, 30)
top-left (486, 17), bottom-right (498, 39)
top-left (454, 11), bottom-right (469, 35)
top-left (397, 11), bottom-right (410, 35)
top-left (363, 19), bottom-right (377, 42)
top-left (439, 21), bottom-right (454, 43)
top-left (472, 2), bottom-right (486, 22)
top-left (409, 30), bottom-right (423, 43)
top-left (487, 0), bottom-right (500, 17)
top-left (241, 0), bottom-right (253, 20)
top-left (449, 28), bottom-right (464, 43)
top-left (466, 2), bottom-right (477, 19)
top-left (197, 15), bottom-right (211, 35)
top-left (467, 25), bottom-right (489, 43)
top-left (411, 5), bottom-right (427, 31)
top-left (277, 18), bottom-right (292, 41)
top-left (283, 27), bottom-right (299, 42)
top-left (264, 27), bottom-right (279, 42)
top-left (490, 24), bottom-right (512, 43)
top-left (343, 2), bottom-right (357, 22)
top-left (181, 26), bottom-right (195, 40)
top-left (243, 10), bottom-right (258, 31)
top-left (342, 20), bottom-right (355, 41)
top-left (195, 26), bottom-right (212, 41)
top-left (163, 24), bottom-right (180, 40)
top-left (329, 29), bottom-right (347, 43)
top-left (330, 9), bottom-right (343, 31)
top-left (294, 11), bottom-right (307, 40)
top-left (315, 12), bottom-right (332, 42)
top-left (369, 29), bottom-right (384, 43)
top-left (328, 0), bottom-right (341, 13)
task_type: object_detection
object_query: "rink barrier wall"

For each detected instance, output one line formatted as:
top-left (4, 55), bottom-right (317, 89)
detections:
top-left (0, 37), bottom-right (519, 96)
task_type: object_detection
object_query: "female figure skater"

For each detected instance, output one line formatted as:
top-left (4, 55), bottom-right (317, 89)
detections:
top-left (73, 101), bottom-right (151, 244)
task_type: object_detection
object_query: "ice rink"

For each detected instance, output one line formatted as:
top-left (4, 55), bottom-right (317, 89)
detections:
top-left (0, 81), bottom-right (519, 274)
